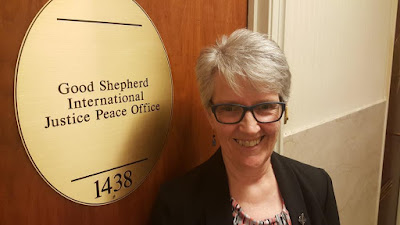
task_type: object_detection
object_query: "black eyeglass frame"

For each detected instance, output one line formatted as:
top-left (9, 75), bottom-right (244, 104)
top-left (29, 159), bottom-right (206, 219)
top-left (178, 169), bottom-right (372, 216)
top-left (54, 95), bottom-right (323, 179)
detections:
top-left (210, 102), bottom-right (286, 124)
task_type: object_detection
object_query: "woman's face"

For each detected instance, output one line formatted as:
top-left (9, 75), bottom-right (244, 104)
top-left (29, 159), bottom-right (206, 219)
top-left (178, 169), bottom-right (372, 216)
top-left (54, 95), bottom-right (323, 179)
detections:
top-left (207, 74), bottom-right (281, 170)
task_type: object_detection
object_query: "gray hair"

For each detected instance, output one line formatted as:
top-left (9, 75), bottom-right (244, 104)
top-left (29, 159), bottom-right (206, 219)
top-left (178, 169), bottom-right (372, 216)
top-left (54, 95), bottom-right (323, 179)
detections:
top-left (195, 28), bottom-right (291, 107)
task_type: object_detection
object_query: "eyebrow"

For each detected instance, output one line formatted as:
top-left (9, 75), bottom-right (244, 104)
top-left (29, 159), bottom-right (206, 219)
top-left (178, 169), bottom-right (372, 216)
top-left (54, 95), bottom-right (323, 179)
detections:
top-left (211, 100), bottom-right (282, 105)
top-left (210, 95), bottom-right (281, 105)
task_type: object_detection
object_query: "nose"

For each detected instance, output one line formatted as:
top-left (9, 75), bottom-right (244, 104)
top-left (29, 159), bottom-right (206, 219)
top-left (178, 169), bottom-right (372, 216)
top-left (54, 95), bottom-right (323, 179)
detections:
top-left (239, 111), bottom-right (260, 133)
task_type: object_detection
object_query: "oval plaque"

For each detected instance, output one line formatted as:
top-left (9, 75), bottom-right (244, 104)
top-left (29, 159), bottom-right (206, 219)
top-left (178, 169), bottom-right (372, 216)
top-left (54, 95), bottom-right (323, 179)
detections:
top-left (15, 0), bottom-right (172, 205)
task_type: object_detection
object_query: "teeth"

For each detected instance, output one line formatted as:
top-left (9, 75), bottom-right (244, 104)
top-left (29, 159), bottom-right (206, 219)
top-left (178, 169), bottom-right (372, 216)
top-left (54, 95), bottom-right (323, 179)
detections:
top-left (236, 137), bottom-right (262, 147)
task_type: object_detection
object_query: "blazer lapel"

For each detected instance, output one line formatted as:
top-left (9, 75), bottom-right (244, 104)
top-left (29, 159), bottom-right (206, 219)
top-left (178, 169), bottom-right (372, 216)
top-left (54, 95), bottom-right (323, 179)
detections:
top-left (271, 152), bottom-right (310, 225)
top-left (200, 149), bottom-right (233, 225)
top-left (199, 150), bottom-right (311, 225)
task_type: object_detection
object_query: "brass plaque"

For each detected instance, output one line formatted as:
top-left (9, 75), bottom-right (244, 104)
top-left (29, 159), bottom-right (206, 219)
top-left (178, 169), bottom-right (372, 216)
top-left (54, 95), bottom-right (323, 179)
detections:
top-left (14, 0), bottom-right (172, 205)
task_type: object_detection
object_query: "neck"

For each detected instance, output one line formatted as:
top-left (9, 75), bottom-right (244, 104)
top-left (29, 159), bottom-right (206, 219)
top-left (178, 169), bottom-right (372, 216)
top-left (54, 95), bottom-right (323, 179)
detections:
top-left (223, 155), bottom-right (273, 185)
top-left (222, 152), bottom-right (283, 219)
top-left (223, 153), bottom-right (280, 204)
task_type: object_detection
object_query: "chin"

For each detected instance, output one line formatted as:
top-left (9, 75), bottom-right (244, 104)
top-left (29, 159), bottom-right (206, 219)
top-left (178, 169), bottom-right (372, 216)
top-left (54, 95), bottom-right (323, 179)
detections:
top-left (225, 142), bottom-right (274, 169)
top-left (239, 151), bottom-right (272, 168)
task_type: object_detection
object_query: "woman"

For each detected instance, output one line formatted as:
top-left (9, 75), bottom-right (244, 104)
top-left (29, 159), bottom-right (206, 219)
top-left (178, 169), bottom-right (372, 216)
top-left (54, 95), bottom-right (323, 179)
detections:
top-left (151, 29), bottom-right (340, 225)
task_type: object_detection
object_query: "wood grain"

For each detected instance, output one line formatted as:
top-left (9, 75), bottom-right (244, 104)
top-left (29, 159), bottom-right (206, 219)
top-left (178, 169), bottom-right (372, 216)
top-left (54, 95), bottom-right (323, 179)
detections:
top-left (0, 0), bottom-right (247, 224)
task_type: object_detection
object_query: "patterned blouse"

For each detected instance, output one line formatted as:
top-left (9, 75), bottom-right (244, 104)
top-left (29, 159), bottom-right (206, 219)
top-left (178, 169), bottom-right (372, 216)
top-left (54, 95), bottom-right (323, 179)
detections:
top-left (231, 197), bottom-right (292, 225)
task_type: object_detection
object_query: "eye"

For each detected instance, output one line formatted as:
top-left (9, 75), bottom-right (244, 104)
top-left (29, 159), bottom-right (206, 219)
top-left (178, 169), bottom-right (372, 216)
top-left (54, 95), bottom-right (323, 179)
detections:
top-left (215, 105), bottom-right (242, 114)
top-left (219, 105), bottom-right (239, 112)
top-left (258, 104), bottom-right (272, 110)
top-left (257, 103), bottom-right (275, 110)
top-left (254, 103), bottom-right (279, 114)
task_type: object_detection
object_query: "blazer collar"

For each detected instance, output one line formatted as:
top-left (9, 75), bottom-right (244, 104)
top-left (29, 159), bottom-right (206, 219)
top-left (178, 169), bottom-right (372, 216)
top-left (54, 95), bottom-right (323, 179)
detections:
top-left (271, 152), bottom-right (310, 225)
top-left (200, 149), bottom-right (310, 225)
top-left (201, 148), bottom-right (232, 225)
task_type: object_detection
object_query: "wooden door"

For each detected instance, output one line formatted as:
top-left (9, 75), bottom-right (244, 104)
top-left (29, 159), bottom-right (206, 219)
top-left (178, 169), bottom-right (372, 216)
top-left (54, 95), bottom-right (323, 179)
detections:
top-left (0, 0), bottom-right (247, 224)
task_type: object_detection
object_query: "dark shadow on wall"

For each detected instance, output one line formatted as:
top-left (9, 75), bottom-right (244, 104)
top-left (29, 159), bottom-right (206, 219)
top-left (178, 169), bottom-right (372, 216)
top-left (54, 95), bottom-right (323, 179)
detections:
top-left (378, 2), bottom-right (400, 225)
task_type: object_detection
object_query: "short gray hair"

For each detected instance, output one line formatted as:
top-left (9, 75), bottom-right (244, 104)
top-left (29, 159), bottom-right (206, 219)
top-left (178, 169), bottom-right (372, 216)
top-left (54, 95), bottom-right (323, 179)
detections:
top-left (195, 29), bottom-right (291, 107)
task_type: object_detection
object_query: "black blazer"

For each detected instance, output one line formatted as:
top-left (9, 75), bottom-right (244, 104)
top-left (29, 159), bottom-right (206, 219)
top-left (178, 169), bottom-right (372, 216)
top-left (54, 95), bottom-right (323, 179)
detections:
top-left (151, 149), bottom-right (340, 225)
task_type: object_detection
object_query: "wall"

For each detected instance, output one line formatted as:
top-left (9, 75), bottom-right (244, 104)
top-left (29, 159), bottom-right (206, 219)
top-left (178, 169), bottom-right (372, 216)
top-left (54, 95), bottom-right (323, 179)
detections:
top-left (283, 1), bottom-right (396, 135)
top-left (280, 1), bottom-right (398, 225)
top-left (378, 2), bottom-right (400, 223)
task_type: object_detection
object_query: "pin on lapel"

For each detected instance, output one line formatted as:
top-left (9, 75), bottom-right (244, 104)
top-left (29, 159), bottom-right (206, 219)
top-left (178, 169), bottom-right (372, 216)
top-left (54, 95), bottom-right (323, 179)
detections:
top-left (298, 213), bottom-right (306, 225)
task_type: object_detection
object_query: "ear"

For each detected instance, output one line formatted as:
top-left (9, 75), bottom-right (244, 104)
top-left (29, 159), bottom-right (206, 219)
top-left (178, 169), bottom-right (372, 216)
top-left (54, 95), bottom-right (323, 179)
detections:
top-left (204, 106), bottom-right (216, 130)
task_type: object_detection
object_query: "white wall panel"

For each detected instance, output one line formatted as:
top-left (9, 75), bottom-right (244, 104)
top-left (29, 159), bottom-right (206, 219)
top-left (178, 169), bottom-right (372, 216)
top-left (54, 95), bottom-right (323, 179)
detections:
top-left (279, 1), bottom-right (398, 224)
top-left (249, 1), bottom-right (398, 223)
top-left (283, 0), bottom-right (397, 136)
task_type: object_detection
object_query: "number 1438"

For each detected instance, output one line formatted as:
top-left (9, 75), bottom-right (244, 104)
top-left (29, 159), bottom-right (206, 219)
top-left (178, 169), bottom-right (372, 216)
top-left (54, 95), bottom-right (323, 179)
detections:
top-left (94, 170), bottom-right (132, 198)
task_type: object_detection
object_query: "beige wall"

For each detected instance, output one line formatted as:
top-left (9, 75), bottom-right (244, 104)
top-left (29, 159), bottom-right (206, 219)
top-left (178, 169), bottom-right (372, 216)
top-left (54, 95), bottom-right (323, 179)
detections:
top-left (282, 1), bottom-right (397, 225)
top-left (284, 102), bottom-right (387, 224)
top-left (249, 0), bottom-right (398, 224)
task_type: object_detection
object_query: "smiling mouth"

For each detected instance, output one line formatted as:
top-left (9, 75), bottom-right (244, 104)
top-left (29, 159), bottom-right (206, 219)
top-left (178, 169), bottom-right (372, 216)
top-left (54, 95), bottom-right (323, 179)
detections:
top-left (234, 136), bottom-right (264, 147)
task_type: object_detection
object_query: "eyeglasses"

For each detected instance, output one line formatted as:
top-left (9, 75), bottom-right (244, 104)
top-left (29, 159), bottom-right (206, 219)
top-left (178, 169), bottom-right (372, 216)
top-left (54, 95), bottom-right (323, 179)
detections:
top-left (210, 102), bottom-right (286, 124)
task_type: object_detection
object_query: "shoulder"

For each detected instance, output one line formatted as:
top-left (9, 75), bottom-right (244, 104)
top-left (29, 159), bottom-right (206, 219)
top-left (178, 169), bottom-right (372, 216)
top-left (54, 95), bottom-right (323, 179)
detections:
top-left (272, 153), bottom-right (340, 224)
top-left (161, 149), bottom-right (224, 197)
top-left (272, 152), bottom-right (331, 184)
top-left (150, 150), bottom-right (228, 224)
top-left (272, 152), bottom-right (338, 219)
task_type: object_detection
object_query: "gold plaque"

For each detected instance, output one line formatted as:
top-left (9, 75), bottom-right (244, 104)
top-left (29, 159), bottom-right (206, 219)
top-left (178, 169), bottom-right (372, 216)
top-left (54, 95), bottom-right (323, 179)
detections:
top-left (15, 0), bottom-right (172, 205)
